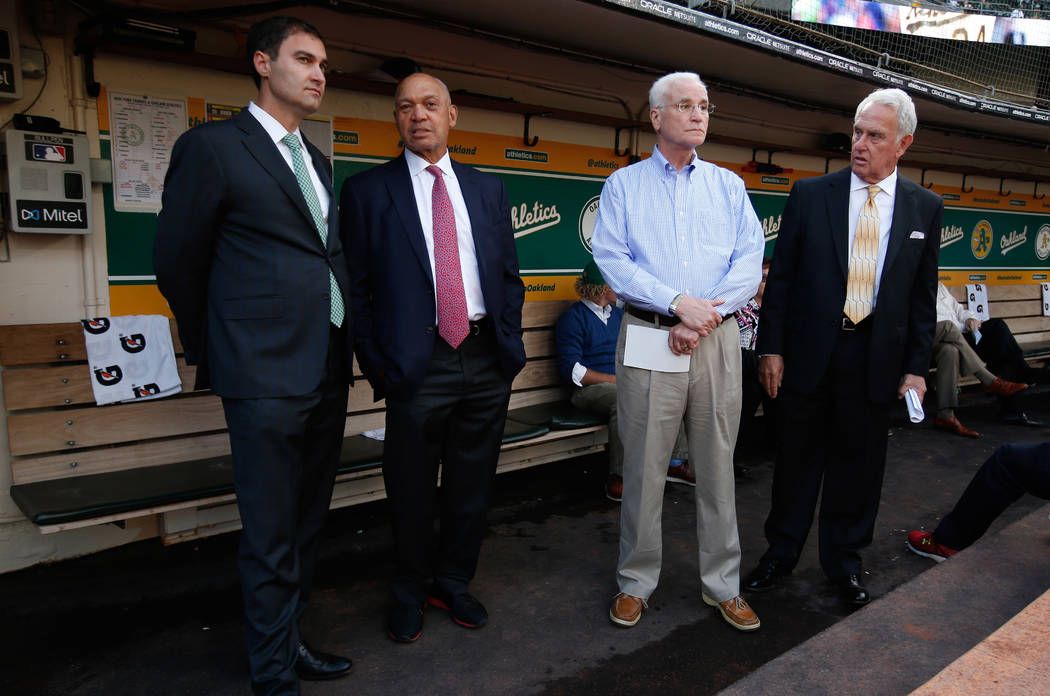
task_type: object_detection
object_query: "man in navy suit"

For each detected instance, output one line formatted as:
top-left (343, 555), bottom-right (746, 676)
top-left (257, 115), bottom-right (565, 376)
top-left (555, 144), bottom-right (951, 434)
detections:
top-left (340, 73), bottom-right (525, 643)
top-left (154, 17), bottom-right (352, 694)
top-left (744, 88), bottom-right (943, 606)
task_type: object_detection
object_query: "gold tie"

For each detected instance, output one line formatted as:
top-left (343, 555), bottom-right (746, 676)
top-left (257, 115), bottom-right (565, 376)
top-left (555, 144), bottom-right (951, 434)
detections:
top-left (844, 184), bottom-right (880, 323)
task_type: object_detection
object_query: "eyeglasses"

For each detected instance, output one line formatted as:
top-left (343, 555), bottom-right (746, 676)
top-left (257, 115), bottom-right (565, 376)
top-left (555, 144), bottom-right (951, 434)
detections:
top-left (657, 101), bottom-right (717, 115)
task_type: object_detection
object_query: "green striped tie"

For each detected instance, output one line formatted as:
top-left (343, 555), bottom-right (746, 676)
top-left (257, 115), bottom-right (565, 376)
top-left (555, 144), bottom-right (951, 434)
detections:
top-left (281, 133), bottom-right (345, 328)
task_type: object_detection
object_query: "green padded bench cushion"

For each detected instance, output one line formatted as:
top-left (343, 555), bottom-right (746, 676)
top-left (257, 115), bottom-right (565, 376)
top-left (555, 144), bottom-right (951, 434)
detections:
top-left (506, 402), bottom-right (604, 430)
top-left (502, 418), bottom-right (549, 443)
top-left (10, 457), bottom-right (236, 527)
top-left (11, 422), bottom-right (555, 527)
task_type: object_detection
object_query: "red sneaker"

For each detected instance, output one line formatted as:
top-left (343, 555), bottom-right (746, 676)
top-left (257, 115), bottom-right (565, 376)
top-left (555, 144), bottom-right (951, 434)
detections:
top-left (906, 531), bottom-right (958, 562)
top-left (666, 461), bottom-right (696, 487)
top-left (606, 474), bottom-right (623, 502)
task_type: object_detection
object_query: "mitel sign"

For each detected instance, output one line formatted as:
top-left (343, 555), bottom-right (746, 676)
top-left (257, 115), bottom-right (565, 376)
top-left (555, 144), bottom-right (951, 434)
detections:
top-left (16, 200), bottom-right (88, 229)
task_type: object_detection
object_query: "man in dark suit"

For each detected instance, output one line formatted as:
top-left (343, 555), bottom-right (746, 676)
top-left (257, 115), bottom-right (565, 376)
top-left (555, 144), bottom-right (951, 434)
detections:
top-left (154, 16), bottom-right (352, 694)
top-left (340, 73), bottom-right (525, 643)
top-left (744, 88), bottom-right (943, 605)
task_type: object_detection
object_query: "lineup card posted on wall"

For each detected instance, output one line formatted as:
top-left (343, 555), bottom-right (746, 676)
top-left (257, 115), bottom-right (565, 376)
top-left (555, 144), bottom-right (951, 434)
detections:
top-left (108, 92), bottom-right (187, 212)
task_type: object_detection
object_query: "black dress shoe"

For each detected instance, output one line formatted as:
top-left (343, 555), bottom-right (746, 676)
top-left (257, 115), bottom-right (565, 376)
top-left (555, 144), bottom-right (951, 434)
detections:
top-left (1002, 411), bottom-right (1044, 427)
top-left (294, 641), bottom-right (352, 681)
top-left (427, 589), bottom-right (489, 628)
top-left (743, 559), bottom-right (790, 592)
top-left (388, 601), bottom-right (424, 643)
top-left (833, 574), bottom-right (870, 606)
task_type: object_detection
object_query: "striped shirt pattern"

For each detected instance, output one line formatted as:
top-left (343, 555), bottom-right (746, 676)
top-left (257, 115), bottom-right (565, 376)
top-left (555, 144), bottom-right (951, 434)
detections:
top-left (591, 146), bottom-right (764, 317)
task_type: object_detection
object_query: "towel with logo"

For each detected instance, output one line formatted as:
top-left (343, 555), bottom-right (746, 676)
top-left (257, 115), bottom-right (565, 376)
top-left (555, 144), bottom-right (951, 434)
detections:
top-left (82, 315), bottom-right (182, 406)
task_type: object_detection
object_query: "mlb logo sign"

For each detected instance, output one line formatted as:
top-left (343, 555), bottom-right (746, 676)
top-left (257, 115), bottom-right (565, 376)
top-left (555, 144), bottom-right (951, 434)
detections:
top-left (31, 143), bottom-right (66, 162)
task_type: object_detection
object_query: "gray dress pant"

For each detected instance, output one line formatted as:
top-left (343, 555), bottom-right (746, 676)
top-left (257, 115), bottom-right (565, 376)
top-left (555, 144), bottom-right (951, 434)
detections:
top-left (615, 311), bottom-right (743, 602)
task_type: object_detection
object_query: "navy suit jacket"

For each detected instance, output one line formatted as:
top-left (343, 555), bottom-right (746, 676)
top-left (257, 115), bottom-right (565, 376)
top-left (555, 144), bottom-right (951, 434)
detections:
top-left (757, 168), bottom-right (943, 403)
top-left (340, 153), bottom-right (526, 401)
top-left (154, 109), bottom-right (353, 398)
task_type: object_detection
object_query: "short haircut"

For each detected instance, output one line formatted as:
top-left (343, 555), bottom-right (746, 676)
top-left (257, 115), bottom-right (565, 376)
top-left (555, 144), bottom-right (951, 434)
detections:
top-left (649, 72), bottom-right (707, 109)
top-left (855, 88), bottom-right (917, 139)
top-left (247, 16), bottom-right (323, 88)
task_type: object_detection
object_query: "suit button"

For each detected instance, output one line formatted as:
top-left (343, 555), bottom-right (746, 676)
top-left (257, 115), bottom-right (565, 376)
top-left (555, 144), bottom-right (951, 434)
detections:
top-left (323, 293), bottom-right (330, 299)
top-left (425, 327), bottom-right (434, 334)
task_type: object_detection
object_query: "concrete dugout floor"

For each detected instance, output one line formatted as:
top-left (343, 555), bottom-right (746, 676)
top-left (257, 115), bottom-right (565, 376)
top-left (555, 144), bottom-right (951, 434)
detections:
top-left (1, 388), bottom-right (1048, 695)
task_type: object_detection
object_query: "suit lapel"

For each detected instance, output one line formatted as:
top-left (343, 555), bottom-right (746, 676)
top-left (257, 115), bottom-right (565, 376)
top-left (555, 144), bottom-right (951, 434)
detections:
top-left (387, 153), bottom-right (435, 286)
top-left (236, 110), bottom-right (321, 245)
top-left (825, 168), bottom-right (851, 281)
top-left (878, 177), bottom-right (913, 290)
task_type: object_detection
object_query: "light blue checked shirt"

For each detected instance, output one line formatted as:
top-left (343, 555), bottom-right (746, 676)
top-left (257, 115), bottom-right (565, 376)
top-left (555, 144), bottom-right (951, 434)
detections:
top-left (591, 145), bottom-right (764, 317)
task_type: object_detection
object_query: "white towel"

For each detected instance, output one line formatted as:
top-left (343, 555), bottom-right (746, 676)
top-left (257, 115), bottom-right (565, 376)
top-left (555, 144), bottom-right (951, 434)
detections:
top-left (82, 315), bottom-right (182, 406)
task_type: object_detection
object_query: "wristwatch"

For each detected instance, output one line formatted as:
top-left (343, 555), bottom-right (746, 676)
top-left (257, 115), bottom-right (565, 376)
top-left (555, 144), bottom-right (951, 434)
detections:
top-left (668, 294), bottom-right (684, 316)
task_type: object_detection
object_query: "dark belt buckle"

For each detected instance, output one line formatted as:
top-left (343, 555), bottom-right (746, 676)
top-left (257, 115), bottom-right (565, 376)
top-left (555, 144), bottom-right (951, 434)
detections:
top-left (842, 316), bottom-right (856, 331)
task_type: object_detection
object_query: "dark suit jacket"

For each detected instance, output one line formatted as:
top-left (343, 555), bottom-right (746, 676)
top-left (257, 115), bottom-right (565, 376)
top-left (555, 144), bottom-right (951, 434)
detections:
top-left (339, 153), bottom-right (526, 401)
top-left (154, 109), bottom-right (353, 398)
top-left (757, 168), bottom-right (942, 403)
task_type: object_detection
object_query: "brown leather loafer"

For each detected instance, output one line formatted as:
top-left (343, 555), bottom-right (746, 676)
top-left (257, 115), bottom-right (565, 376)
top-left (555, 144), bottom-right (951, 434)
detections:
top-left (934, 415), bottom-right (980, 438)
top-left (985, 376), bottom-right (1028, 397)
top-left (609, 592), bottom-right (645, 627)
top-left (703, 593), bottom-right (760, 631)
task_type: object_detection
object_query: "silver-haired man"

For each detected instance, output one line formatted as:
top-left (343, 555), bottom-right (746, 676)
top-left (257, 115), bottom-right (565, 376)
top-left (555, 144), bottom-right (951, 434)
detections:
top-left (745, 88), bottom-right (942, 605)
top-left (592, 71), bottom-right (765, 631)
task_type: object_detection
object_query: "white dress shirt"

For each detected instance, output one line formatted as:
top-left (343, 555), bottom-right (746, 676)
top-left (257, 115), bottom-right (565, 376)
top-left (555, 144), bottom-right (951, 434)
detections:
top-left (847, 169), bottom-right (897, 306)
top-left (247, 102), bottom-right (329, 217)
top-left (404, 148), bottom-right (487, 321)
top-left (937, 282), bottom-right (977, 330)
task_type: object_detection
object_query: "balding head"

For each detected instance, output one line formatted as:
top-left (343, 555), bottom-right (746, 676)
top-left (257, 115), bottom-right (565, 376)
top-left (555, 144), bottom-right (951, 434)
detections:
top-left (394, 72), bottom-right (459, 164)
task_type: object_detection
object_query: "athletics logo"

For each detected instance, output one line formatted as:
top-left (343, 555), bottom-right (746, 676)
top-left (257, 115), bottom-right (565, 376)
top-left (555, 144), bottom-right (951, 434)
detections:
top-left (120, 333), bottom-right (146, 353)
top-left (578, 196), bottom-right (600, 252)
top-left (93, 365), bottom-right (123, 386)
top-left (81, 318), bottom-right (111, 334)
top-left (1035, 224), bottom-right (1050, 261)
top-left (132, 383), bottom-right (161, 398)
top-left (971, 220), bottom-right (993, 260)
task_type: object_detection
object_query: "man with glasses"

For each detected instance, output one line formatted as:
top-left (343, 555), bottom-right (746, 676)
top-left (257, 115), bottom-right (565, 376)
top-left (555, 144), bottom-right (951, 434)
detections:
top-left (592, 71), bottom-right (765, 631)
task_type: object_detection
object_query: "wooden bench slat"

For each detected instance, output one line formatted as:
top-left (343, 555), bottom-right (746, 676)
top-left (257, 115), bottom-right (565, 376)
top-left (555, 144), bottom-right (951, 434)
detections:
top-left (521, 300), bottom-right (571, 329)
top-left (1004, 316), bottom-right (1050, 335)
top-left (990, 300), bottom-right (1044, 319)
top-left (0, 319), bottom-right (185, 367)
top-left (0, 323), bottom-right (89, 366)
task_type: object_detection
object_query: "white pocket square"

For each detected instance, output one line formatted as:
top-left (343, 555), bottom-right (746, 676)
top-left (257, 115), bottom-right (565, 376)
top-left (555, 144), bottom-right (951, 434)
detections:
top-left (909, 231), bottom-right (925, 239)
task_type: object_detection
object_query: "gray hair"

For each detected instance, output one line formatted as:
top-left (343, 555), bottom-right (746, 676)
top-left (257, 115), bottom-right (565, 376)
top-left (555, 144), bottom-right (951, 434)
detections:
top-left (855, 88), bottom-right (917, 139)
top-left (649, 72), bottom-right (707, 109)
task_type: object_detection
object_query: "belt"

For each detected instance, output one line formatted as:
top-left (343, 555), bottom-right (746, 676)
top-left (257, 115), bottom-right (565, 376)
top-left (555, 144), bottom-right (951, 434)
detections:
top-left (468, 316), bottom-right (493, 336)
top-left (626, 305), bottom-right (737, 328)
top-left (840, 315), bottom-right (872, 331)
top-left (626, 305), bottom-right (680, 327)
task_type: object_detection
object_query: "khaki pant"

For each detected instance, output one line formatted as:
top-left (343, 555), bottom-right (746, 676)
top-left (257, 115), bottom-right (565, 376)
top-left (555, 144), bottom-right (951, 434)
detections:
top-left (932, 320), bottom-right (987, 412)
top-left (571, 382), bottom-right (688, 477)
top-left (615, 312), bottom-right (742, 602)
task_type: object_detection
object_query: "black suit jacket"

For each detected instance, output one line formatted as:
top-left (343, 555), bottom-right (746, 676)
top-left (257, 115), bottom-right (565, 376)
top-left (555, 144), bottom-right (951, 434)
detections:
top-left (154, 109), bottom-right (353, 398)
top-left (757, 168), bottom-right (942, 403)
top-left (339, 153), bottom-right (526, 401)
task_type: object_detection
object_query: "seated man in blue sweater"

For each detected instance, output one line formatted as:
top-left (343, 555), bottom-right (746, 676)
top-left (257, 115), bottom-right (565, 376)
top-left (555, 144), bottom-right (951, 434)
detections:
top-left (555, 261), bottom-right (692, 502)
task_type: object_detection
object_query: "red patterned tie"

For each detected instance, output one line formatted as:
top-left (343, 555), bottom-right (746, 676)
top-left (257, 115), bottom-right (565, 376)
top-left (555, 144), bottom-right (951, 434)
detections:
top-left (427, 165), bottom-right (470, 348)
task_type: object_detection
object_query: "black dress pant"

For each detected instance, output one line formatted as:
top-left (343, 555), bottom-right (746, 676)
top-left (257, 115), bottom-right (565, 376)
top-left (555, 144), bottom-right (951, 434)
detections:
top-left (383, 323), bottom-right (512, 606)
top-left (934, 441), bottom-right (1050, 550)
top-left (964, 318), bottom-right (1041, 413)
top-left (761, 321), bottom-right (890, 579)
top-left (222, 328), bottom-right (349, 696)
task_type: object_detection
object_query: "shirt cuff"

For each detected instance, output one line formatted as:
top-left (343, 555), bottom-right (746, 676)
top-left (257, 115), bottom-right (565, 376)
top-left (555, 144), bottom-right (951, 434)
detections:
top-left (571, 362), bottom-right (587, 387)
